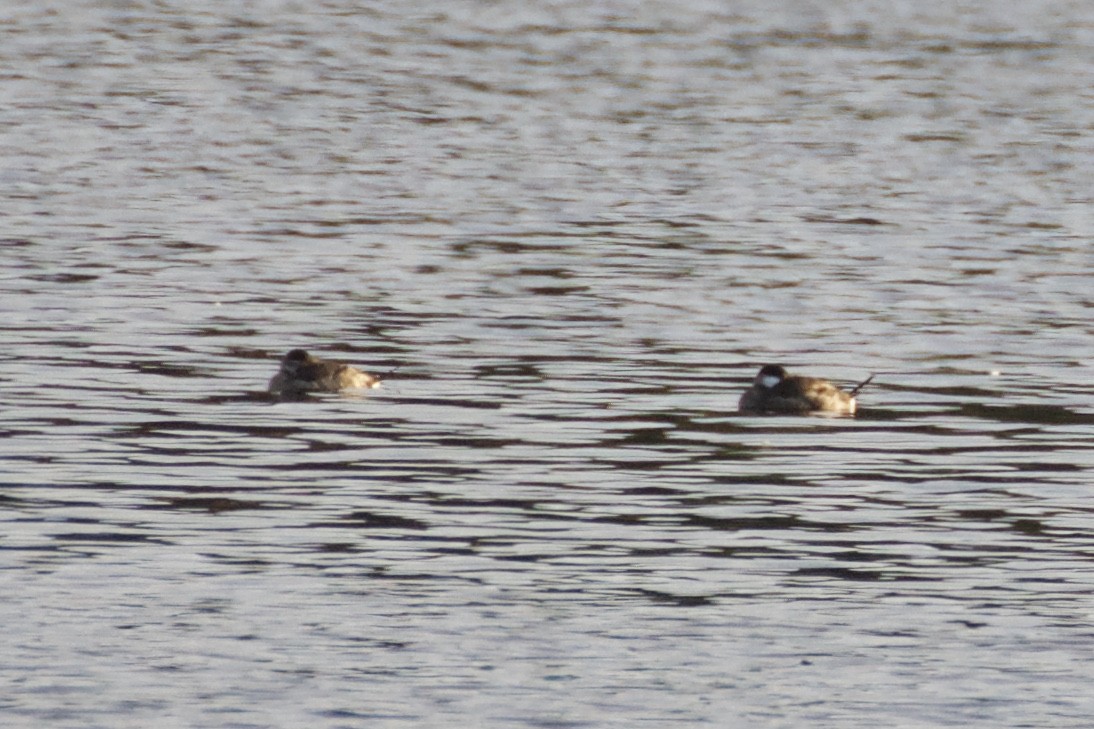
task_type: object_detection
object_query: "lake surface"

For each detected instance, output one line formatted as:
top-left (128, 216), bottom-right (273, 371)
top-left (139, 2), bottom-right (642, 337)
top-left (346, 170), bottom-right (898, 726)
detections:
top-left (2, 1), bottom-right (1093, 727)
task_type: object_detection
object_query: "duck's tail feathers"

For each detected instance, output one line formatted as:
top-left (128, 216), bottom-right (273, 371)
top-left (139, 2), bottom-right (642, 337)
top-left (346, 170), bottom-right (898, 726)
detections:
top-left (848, 374), bottom-right (875, 397)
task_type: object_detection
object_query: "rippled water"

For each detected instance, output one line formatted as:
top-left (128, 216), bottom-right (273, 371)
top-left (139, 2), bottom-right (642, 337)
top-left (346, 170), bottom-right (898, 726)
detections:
top-left (3, 1), bottom-right (1093, 727)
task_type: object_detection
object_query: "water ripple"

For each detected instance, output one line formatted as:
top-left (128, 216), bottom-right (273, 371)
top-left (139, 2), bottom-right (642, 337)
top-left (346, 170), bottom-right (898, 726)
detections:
top-left (4, 1), bottom-right (1094, 727)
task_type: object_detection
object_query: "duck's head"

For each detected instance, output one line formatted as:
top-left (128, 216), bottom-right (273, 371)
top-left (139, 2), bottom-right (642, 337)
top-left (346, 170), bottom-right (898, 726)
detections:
top-left (282, 349), bottom-right (312, 373)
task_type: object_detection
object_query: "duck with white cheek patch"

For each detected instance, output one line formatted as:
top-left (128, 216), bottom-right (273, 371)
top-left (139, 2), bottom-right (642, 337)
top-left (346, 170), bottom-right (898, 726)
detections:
top-left (268, 349), bottom-right (381, 395)
top-left (738, 364), bottom-right (872, 415)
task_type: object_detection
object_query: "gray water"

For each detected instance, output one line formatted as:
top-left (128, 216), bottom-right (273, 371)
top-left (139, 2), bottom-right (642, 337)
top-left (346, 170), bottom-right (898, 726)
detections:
top-left (2, 1), bottom-right (1093, 727)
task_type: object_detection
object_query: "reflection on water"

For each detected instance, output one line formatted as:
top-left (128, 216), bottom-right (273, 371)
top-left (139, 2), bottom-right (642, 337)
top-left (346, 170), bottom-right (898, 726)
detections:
top-left (2, 0), bottom-right (1093, 727)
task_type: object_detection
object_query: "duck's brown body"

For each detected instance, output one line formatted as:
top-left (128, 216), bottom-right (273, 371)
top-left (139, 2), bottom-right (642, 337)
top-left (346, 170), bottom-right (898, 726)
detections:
top-left (268, 349), bottom-right (380, 395)
top-left (738, 364), bottom-right (861, 415)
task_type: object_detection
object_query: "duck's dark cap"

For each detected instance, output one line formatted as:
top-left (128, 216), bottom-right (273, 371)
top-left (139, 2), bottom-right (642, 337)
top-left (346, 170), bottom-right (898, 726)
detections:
top-left (758, 364), bottom-right (787, 378)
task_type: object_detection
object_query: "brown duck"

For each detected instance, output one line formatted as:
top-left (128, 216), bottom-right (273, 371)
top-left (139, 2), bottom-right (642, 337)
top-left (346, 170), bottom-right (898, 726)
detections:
top-left (738, 364), bottom-right (872, 415)
top-left (268, 349), bottom-right (380, 395)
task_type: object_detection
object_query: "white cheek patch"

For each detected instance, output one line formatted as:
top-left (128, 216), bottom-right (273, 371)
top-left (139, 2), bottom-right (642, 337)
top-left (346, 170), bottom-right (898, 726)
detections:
top-left (761, 375), bottom-right (781, 389)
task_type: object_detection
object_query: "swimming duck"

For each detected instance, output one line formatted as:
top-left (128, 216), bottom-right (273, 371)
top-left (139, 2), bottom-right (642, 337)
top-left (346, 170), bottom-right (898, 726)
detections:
top-left (738, 364), bottom-right (871, 415)
top-left (268, 349), bottom-right (380, 395)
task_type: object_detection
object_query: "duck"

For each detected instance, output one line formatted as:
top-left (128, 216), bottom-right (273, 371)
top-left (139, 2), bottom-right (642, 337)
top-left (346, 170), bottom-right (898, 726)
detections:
top-left (268, 349), bottom-right (380, 395)
top-left (738, 364), bottom-right (872, 415)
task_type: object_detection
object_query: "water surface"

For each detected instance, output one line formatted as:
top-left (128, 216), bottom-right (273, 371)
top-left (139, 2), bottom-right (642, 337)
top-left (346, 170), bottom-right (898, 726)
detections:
top-left (2, 1), bottom-right (1093, 727)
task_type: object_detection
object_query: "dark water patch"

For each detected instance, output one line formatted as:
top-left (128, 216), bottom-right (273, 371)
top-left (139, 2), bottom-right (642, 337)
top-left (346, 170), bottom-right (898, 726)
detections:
top-left (117, 420), bottom-right (302, 439)
top-left (959, 403), bottom-right (1094, 426)
top-left (633, 588), bottom-right (716, 607)
top-left (379, 493), bottom-right (550, 515)
top-left (791, 566), bottom-right (898, 582)
top-left (801, 214), bottom-right (888, 226)
top-left (904, 132), bottom-right (968, 143)
top-left (26, 272), bottom-right (101, 284)
top-left (620, 485), bottom-right (689, 498)
top-left (336, 511), bottom-right (430, 530)
top-left (0, 493), bottom-right (28, 507)
top-left (524, 285), bottom-right (590, 296)
top-left (160, 240), bottom-right (220, 252)
top-left (1009, 518), bottom-right (1048, 536)
top-left (316, 542), bottom-right (361, 554)
top-left (132, 362), bottom-right (207, 378)
top-left (150, 496), bottom-right (270, 513)
top-left (196, 554), bottom-right (275, 570)
top-left (851, 407), bottom-right (933, 421)
top-left (384, 396), bottom-right (504, 410)
top-left (51, 531), bottom-right (170, 545)
top-left (682, 513), bottom-right (858, 534)
top-left (398, 434), bottom-right (526, 449)
top-left (191, 326), bottom-right (261, 337)
top-left (881, 383), bottom-right (1005, 399)
top-left (299, 438), bottom-right (366, 453)
top-left (197, 392), bottom-right (288, 404)
top-left (33, 355), bottom-right (211, 379)
top-left (967, 38), bottom-right (1059, 52)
